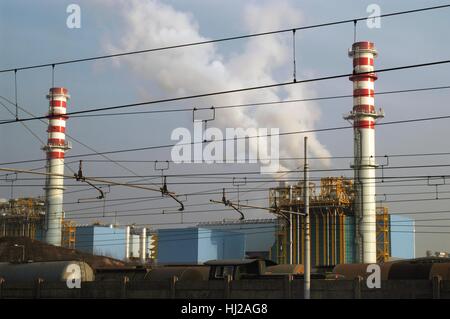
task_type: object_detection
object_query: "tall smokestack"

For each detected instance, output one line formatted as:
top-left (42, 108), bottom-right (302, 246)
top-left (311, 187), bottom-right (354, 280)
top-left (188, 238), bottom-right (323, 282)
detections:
top-left (43, 87), bottom-right (71, 246)
top-left (344, 42), bottom-right (383, 263)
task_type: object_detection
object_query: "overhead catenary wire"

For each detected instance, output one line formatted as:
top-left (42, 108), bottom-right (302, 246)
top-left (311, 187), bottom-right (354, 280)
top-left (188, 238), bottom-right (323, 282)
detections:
top-left (4, 175), bottom-right (450, 191)
top-left (0, 94), bottom-right (157, 180)
top-left (59, 225), bottom-right (450, 249)
top-left (7, 162), bottom-right (450, 180)
top-left (56, 221), bottom-right (428, 244)
top-left (0, 3), bottom-right (449, 74)
top-left (0, 95), bottom-right (173, 209)
top-left (57, 186), bottom-right (450, 208)
top-left (12, 178), bottom-right (449, 222)
top-left (2, 179), bottom-right (443, 221)
top-left (2, 59), bottom-right (450, 125)
top-left (57, 196), bottom-right (450, 219)
top-left (0, 100), bottom-right (45, 146)
top-left (64, 84), bottom-right (450, 119)
top-left (1, 110), bottom-right (450, 164)
top-left (35, 203), bottom-right (450, 235)
top-left (38, 190), bottom-right (450, 220)
top-left (60, 206), bottom-right (450, 222)
top-left (5, 146), bottom-right (450, 166)
top-left (0, 167), bottom-right (166, 194)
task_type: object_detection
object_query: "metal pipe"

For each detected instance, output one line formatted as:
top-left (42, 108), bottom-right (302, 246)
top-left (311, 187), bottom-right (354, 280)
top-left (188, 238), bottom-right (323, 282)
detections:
top-left (289, 213), bottom-right (293, 265)
top-left (125, 226), bottom-right (130, 260)
top-left (289, 185), bottom-right (293, 265)
top-left (140, 227), bottom-right (147, 264)
top-left (297, 213), bottom-right (300, 264)
top-left (304, 136), bottom-right (310, 299)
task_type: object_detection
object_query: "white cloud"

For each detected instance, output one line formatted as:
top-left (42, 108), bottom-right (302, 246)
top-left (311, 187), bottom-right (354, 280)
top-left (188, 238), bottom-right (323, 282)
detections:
top-left (102, 0), bottom-right (331, 172)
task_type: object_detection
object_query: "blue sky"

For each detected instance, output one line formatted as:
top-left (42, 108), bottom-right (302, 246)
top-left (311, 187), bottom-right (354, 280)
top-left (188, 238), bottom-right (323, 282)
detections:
top-left (1, 0), bottom-right (450, 256)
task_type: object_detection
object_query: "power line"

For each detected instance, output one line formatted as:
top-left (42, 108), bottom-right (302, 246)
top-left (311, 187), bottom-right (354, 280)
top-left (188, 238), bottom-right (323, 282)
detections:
top-left (50, 85), bottom-right (450, 119)
top-left (62, 206), bottom-right (450, 222)
top-left (20, 177), bottom-right (441, 216)
top-left (60, 188), bottom-right (450, 207)
top-left (0, 95), bottom-right (153, 181)
top-left (6, 147), bottom-right (450, 166)
top-left (8, 162), bottom-right (450, 180)
top-left (8, 178), bottom-right (444, 219)
top-left (3, 175), bottom-right (450, 190)
top-left (39, 190), bottom-right (450, 220)
top-left (0, 167), bottom-right (165, 194)
top-left (1, 111), bottom-right (448, 163)
top-left (2, 59), bottom-right (450, 125)
top-left (62, 226), bottom-right (450, 249)
top-left (32, 209), bottom-right (447, 239)
top-left (1, 3), bottom-right (449, 74)
top-left (59, 194), bottom-right (450, 220)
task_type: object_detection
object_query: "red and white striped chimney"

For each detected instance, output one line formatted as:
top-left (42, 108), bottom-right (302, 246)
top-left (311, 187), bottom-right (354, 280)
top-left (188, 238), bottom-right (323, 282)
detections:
top-left (344, 42), bottom-right (384, 264)
top-left (43, 87), bottom-right (71, 246)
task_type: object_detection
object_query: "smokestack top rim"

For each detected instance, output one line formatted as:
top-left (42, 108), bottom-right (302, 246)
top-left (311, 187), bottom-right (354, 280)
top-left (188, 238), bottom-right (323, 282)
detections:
top-left (49, 87), bottom-right (69, 94)
top-left (349, 41), bottom-right (377, 57)
top-left (352, 41), bottom-right (375, 49)
top-left (47, 87), bottom-right (70, 100)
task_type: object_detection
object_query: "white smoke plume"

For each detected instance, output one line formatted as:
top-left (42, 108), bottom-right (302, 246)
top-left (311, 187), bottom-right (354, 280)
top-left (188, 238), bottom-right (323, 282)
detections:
top-left (100, 0), bottom-right (331, 172)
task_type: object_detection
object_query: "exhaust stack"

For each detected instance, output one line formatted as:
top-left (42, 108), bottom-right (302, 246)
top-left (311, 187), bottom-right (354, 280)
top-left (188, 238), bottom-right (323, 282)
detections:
top-left (344, 42), bottom-right (384, 263)
top-left (43, 87), bottom-right (71, 246)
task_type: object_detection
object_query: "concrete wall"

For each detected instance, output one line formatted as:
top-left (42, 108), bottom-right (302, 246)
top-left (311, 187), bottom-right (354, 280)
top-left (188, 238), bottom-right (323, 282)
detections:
top-left (0, 278), bottom-right (447, 299)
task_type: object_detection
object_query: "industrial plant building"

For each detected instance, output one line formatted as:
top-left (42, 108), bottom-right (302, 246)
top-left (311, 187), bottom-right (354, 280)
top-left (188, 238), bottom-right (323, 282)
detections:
top-left (154, 215), bottom-right (415, 266)
top-left (0, 198), bottom-right (45, 239)
top-left (266, 178), bottom-right (415, 267)
top-left (198, 219), bottom-right (277, 260)
top-left (75, 224), bottom-right (157, 263)
top-left (156, 227), bottom-right (245, 264)
top-left (268, 177), bottom-right (357, 266)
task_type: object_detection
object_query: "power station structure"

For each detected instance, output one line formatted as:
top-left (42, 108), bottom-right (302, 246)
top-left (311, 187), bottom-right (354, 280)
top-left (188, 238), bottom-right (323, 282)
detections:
top-left (268, 178), bottom-right (391, 268)
top-left (269, 177), bottom-right (356, 267)
top-left (0, 198), bottom-right (45, 239)
top-left (42, 87), bottom-right (71, 246)
top-left (75, 224), bottom-right (157, 263)
top-left (344, 41), bottom-right (384, 263)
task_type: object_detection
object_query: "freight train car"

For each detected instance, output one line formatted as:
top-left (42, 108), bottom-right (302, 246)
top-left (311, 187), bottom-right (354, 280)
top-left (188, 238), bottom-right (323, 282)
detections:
top-left (332, 257), bottom-right (450, 280)
top-left (145, 266), bottom-right (209, 282)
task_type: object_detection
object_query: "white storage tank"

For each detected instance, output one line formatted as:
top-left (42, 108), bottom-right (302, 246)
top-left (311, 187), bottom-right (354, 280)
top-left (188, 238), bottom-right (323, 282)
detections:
top-left (0, 261), bottom-right (95, 283)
